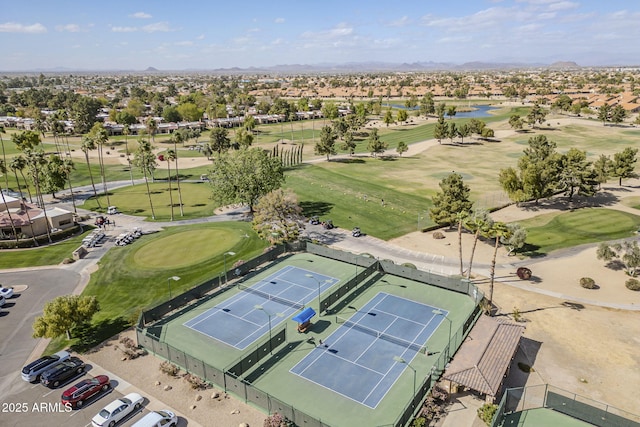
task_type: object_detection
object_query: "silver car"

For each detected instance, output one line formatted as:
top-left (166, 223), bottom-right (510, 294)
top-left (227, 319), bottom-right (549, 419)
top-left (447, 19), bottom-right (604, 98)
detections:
top-left (21, 350), bottom-right (71, 382)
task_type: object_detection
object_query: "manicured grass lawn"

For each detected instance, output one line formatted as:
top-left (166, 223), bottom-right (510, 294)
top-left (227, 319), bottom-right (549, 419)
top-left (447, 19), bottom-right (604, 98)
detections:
top-left (284, 163), bottom-right (433, 240)
top-left (0, 228), bottom-right (94, 269)
top-left (46, 222), bottom-right (267, 354)
top-left (518, 208), bottom-right (640, 256)
top-left (82, 182), bottom-right (216, 220)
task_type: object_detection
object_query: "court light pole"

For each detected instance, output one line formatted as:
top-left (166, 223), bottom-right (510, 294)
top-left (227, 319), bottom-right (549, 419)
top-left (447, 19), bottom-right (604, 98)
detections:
top-left (393, 356), bottom-right (416, 401)
top-left (305, 273), bottom-right (326, 314)
top-left (167, 275), bottom-right (180, 299)
top-left (432, 309), bottom-right (452, 358)
top-left (254, 304), bottom-right (283, 355)
top-left (223, 251), bottom-right (236, 285)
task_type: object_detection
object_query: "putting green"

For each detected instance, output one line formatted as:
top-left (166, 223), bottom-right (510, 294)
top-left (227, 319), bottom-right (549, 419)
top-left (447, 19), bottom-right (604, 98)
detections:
top-left (132, 228), bottom-right (241, 269)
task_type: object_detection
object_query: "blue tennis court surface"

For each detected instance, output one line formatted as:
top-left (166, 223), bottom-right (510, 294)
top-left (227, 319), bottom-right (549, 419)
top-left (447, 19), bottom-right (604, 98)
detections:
top-left (183, 266), bottom-right (338, 350)
top-left (290, 292), bottom-right (447, 408)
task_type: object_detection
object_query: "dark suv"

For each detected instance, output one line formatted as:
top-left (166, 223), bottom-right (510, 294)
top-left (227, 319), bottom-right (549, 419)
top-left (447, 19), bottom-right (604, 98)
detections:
top-left (61, 375), bottom-right (111, 409)
top-left (40, 357), bottom-right (85, 388)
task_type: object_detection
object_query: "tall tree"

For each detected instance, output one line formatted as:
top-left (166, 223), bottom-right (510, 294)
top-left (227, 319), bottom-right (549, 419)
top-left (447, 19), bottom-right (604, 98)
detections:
top-left (611, 147), bottom-right (638, 185)
top-left (429, 173), bottom-right (473, 227)
top-left (252, 188), bottom-right (305, 244)
top-left (9, 156), bottom-right (38, 245)
top-left (419, 92), bottom-right (435, 117)
top-left (123, 124), bottom-right (135, 186)
top-left (593, 154), bottom-right (612, 188)
top-left (366, 128), bottom-right (387, 158)
top-left (508, 114), bottom-right (524, 131)
top-left (526, 102), bottom-right (547, 128)
top-left (487, 221), bottom-right (509, 311)
top-left (146, 117), bottom-right (158, 143)
top-left (159, 151), bottom-right (175, 221)
top-left (32, 295), bottom-right (99, 340)
top-left (88, 122), bottom-right (110, 207)
top-left (464, 209), bottom-right (493, 280)
top-left (0, 126), bottom-right (8, 190)
top-left (446, 105), bottom-right (457, 119)
top-left (80, 136), bottom-right (101, 207)
top-left (170, 132), bottom-right (184, 217)
top-left (132, 138), bottom-right (157, 220)
top-left (598, 104), bottom-right (611, 125)
top-left (434, 114), bottom-right (448, 144)
top-left (0, 159), bottom-right (19, 243)
top-left (557, 148), bottom-right (598, 200)
top-left (610, 105), bottom-right (628, 125)
top-left (209, 127), bottom-right (231, 157)
top-left (396, 109), bottom-right (408, 125)
top-left (383, 109), bottom-right (394, 127)
top-left (207, 147), bottom-right (284, 213)
top-left (315, 125), bottom-right (337, 161)
top-left (396, 141), bottom-right (408, 157)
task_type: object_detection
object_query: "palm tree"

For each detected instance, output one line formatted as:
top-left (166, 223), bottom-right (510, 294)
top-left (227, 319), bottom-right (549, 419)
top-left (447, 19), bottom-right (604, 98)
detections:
top-left (146, 117), bottom-right (158, 144)
top-left (0, 126), bottom-right (9, 190)
top-left (62, 157), bottom-right (77, 214)
top-left (0, 159), bottom-right (19, 243)
top-left (9, 159), bottom-right (38, 246)
top-left (80, 136), bottom-right (101, 208)
top-left (170, 132), bottom-right (184, 216)
top-left (163, 150), bottom-right (175, 221)
top-left (455, 211), bottom-right (468, 276)
top-left (132, 138), bottom-right (156, 220)
top-left (123, 125), bottom-right (135, 186)
top-left (487, 221), bottom-right (509, 311)
top-left (464, 210), bottom-right (492, 280)
top-left (89, 123), bottom-right (110, 207)
top-left (25, 149), bottom-right (52, 243)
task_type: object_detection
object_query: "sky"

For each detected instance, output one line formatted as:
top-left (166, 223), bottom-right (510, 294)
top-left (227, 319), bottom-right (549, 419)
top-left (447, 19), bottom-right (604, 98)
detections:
top-left (2, 0), bottom-right (640, 71)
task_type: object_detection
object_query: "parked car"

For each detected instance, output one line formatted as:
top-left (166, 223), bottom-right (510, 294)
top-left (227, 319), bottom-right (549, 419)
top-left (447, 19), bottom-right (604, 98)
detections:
top-left (21, 350), bottom-right (71, 382)
top-left (0, 285), bottom-right (14, 299)
top-left (131, 409), bottom-right (177, 427)
top-left (61, 375), bottom-right (111, 409)
top-left (91, 392), bottom-right (144, 427)
top-left (40, 357), bottom-right (85, 388)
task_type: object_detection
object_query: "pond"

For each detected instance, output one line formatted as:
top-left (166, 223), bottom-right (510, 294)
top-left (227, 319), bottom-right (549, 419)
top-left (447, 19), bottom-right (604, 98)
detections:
top-left (382, 103), bottom-right (499, 118)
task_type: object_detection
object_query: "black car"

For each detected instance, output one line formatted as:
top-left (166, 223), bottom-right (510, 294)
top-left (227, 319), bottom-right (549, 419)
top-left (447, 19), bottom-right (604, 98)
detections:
top-left (40, 357), bottom-right (85, 388)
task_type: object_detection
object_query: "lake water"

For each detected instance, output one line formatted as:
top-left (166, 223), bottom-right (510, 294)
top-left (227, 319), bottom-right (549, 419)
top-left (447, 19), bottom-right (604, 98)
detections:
top-left (382, 103), bottom-right (498, 118)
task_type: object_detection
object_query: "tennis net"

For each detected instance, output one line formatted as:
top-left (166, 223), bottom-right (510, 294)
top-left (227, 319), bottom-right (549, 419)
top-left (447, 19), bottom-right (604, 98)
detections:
top-left (237, 283), bottom-right (305, 310)
top-left (336, 316), bottom-right (426, 353)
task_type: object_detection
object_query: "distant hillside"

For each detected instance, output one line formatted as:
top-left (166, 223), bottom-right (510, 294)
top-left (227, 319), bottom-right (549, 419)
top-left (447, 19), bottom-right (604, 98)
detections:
top-left (548, 61), bottom-right (580, 69)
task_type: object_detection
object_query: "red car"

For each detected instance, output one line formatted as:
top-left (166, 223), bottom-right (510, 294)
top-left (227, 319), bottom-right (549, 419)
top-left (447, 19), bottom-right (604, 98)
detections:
top-left (61, 375), bottom-right (111, 409)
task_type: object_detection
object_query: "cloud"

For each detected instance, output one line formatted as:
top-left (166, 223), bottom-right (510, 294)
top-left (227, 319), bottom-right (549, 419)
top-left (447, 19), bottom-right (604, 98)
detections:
top-left (130, 12), bottom-right (152, 19)
top-left (174, 41), bottom-right (193, 46)
top-left (386, 16), bottom-right (411, 27)
top-left (112, 26), bottom-right (138, 33)
top-left (0, 22), bottom-right (46, 33)
top-left (196, 34), bottom-right (205, 40)
top-left (302, 23), bottom-right (354, 40)
top-left (141, 22), bottom-right (174, 33)
top-left (274, 17), bottom-right (285, 24)
top-left (55, 24), bottom-right (82, 32)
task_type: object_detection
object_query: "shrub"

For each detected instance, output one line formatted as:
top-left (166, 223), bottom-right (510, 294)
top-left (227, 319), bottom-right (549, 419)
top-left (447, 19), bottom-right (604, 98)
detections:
top-left (512, 307), bottom-right (522, 322)
top-left (402, 263), bottom-right (417, 269)
top-left (264, 412), bottom-right (294, 427)
top-left (516, 267), bottom-right (532, 280)
top-left (477, 403), bottom-right (498, 426)
top-left (159, 361), bottom-right (180, 377)
top-left (184, 373), bottom-right (207, 390)
top-left (580, 277), bottom-right (598, 289)
top-left (432, 231), bottom-right (445, 239)
top-left (626, 278), bottom-right (640, 291)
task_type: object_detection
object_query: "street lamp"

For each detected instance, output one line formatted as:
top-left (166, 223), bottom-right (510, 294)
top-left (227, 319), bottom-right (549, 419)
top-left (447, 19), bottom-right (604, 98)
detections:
top-left (167, 276), bottom-right (180, 299)
top-left (305, 274), bottom-right (328, 314)
top-left (432, 309), bottom-right (452, 358)
top-left (393, 356), bottom-right (416, 400)
top-left (254, 304), bottom-right (283, 354)
top-left (223, 251), bottom-right (236, 285)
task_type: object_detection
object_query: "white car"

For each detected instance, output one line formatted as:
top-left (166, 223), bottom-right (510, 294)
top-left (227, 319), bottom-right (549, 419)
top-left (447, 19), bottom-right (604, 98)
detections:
top-left (91, 392), bottom-right (144, 427)
top-left (0, 286), bottom-right (13, 299)
top-left (0, 295), bottom-right (4, 307)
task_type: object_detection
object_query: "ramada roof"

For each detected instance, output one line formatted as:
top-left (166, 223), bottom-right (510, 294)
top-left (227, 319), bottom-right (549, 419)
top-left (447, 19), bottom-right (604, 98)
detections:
top-left (443, 315), bottom-right (524, 397)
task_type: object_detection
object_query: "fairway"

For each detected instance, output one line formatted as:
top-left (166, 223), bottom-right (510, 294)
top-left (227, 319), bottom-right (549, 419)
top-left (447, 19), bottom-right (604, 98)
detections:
top-left (519, 208), bottom-right (640, 255)
top-left (133, 228), bottom-right (241, 269)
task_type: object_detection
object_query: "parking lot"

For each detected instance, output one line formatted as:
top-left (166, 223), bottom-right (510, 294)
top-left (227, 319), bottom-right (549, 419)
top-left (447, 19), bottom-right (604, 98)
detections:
top-left (3, 365), bottom-right (187, 427)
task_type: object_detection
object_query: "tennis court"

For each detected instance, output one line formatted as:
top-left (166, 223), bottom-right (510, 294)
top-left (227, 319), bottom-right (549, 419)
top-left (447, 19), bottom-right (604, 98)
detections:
top-left (290, 292), bottom-right (446, 408)
top-left (183, 265), bottom-right (338, 350)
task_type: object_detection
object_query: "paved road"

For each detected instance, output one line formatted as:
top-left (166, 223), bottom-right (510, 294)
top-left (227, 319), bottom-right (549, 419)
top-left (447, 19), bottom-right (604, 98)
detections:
top-left (0, 269), bottom-right (80, 403)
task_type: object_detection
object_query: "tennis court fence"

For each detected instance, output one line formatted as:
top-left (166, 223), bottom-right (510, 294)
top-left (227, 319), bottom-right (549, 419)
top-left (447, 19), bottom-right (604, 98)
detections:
top-left (491, 385), bottom-right (640, 427)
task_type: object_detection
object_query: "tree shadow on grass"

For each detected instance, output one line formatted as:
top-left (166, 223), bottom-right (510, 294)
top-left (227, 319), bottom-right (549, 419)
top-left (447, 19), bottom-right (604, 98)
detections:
top-left (332, 158), bottom-right (365, 164)
top-left (520, 243), bottom-right (545, 258)
top-left (300, 201), bottom-right (334, 217)
top-left (72, 317), bottom-right (130, 354)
